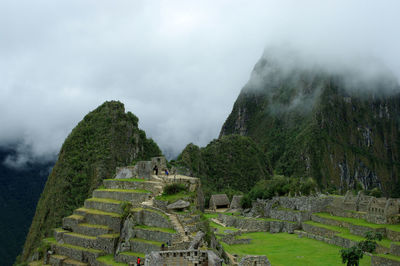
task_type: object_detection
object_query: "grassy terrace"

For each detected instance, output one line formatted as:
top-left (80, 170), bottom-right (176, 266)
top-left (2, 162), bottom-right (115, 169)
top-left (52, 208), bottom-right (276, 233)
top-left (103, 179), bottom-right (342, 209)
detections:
top-left (79, 223), bottom-right (110, 229)
top-left (105, 178), bottom-right (146, 182)
top-left (130, 237), bottom-right (163, 246)
top-left (222, 232), bottom-right (371, 266)
top-left (314, 213), bottom-right (387, 229)
top-left (76, 207), bottom-right (122, 218)
top-left (209, 221), bottom-right (239, 235)
top-left (135, 225), bottom-right (176, 234)
top-left (155, 191), bottom-right (194, 202)
top-left (96, 188), bottom-right (151, 193)
top-left (86, 197), bottom-right (123, 204)
top-left (120, 251), bottom-right (145, 258)
top-left (131, 207), bottom-right (170, 221)
top-left (305, 221), bottom-right (395, 248)
top-left (54, 242), bottom-right (103, 253)
top-left (376, 253), bottom-right (400, 262)
top-left (65, 232), bottom-right (96, 240)
top-left (96, 254), bottom-right (127, 266)
top-left (99, 233), bottom-right (120, 238)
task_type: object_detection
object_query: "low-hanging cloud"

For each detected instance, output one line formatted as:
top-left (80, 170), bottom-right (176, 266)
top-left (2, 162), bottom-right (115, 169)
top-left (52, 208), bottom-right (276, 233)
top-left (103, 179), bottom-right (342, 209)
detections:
top-left (1, 0), bottom-right (400, 167)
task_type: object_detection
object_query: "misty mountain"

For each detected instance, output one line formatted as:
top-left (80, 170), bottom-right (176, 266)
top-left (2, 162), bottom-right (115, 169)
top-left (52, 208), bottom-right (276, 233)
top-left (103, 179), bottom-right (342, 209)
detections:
top-left (0, 146), bottom-right (53, 266)
top-left (220, 50), bottom-right (400, 196)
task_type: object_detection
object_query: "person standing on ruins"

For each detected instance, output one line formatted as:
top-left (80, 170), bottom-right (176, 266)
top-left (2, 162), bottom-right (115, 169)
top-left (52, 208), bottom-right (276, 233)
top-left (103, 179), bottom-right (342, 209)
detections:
top-left (153, 165), bottom-right (158, 175)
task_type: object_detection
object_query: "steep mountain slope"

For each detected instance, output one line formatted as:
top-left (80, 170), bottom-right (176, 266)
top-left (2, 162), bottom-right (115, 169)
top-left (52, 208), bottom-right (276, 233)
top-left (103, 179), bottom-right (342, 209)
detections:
top-left (220, 52), bottom-right (400, 196)
top-left (0, 147), bottom-right (53, 266)
top-left (20, 101), bottom-right (161, 262)
top-left (178, 135), bottom-right (271, 202)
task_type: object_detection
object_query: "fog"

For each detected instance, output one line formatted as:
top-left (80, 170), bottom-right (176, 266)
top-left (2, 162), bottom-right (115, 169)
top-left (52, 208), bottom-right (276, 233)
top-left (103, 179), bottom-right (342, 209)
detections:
top-left (1, 0), bottom-right (399, 167)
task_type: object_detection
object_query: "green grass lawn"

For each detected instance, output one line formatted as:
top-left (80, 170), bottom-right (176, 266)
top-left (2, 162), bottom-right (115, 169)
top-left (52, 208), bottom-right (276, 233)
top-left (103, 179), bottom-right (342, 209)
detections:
top-left (221, 232), bottom-right (371, 266)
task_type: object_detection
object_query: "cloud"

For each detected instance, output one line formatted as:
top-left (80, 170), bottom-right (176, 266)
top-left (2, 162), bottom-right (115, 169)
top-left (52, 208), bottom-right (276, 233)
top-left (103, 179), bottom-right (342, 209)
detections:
top-left (1, 0), bottom-right (400, 165)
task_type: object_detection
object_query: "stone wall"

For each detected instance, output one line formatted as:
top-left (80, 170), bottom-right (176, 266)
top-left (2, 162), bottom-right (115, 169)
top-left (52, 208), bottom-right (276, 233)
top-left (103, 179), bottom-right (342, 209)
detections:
top-left (219, 231), bottom-right (251, 245)
top-left (250, 196), bottom-right (333, 218)
top-left (133, 228), bottom-right (176, 243)
top-left (371, 255), bottom-right (400, 266)
top-left (218, 214), bottom-right (270, 232)
top-left (269, 209), bottom-right (311, 223)
top-left (348, 224), bottom-right (386, 238)
top-left (132, 208), bottom-right (173, 229)
top-left (387, 229), bottom-right (400, 242)
top-left (301, 223), bottom-right (338, 238)
top-left (238, 255), bottom-right (271, 266)
top-left (145, 249), bottom-right (223, 266)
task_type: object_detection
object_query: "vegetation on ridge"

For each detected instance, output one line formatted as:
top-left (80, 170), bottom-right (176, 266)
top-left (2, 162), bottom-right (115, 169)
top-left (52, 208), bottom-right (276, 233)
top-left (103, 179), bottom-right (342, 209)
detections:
top-left (176, 135), bottom-right (271, 206)
top-left (19, 101), bottom-right (161, 263)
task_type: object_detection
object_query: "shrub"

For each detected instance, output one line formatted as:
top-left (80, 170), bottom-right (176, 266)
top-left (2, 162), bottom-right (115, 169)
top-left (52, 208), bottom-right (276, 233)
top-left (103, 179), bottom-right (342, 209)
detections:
top-left (163, 183), bottom-right (186, 195)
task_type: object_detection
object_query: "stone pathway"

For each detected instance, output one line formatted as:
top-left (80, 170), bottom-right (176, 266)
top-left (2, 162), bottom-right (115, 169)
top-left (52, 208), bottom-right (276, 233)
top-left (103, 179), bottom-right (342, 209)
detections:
top-left (167, 213), bottom-right (190, 242)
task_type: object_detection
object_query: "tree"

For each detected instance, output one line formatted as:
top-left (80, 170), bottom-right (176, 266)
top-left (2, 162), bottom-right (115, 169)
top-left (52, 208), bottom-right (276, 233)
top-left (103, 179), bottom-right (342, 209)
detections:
top-left (340, 231), bottom-right (382, 266)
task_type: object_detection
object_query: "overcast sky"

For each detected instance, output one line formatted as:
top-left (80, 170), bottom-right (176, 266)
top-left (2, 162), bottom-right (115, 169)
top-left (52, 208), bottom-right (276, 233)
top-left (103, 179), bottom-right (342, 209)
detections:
top-left (1, 0), bottom-right (400, 167)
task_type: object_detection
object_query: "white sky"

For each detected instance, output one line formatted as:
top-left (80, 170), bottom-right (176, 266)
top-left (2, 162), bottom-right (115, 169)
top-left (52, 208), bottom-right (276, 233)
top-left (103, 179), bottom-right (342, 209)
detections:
top-left (1, 0), bottom-right (400, 166)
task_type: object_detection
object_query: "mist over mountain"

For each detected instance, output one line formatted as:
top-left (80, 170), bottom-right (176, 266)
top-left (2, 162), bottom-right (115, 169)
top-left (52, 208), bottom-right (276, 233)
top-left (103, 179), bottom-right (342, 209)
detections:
top-left (220, 48), bottom-right (400, 196)
top-left (0, 146), bottom-right (53, 266)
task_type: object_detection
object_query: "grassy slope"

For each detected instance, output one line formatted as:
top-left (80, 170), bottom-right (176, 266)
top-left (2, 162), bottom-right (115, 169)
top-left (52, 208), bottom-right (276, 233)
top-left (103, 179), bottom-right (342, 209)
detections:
top-left (20, 101), bottom-right (161, 262)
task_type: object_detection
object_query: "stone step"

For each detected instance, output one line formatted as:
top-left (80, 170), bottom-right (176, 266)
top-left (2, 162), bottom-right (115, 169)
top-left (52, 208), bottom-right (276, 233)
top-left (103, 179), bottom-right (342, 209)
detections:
top-left (103, 179), bottom-right (163, 195)
top-left (52, 242), bottom-right (105, 265)
top-left (73, 223), bottom-right (113, 237)
top-left (84, 197), bottom-right (126, 214)
top-left (130, 238), bottom-right (164, 254)
top-left (133, 226), bottom-right (176, 243)
top-left (63, 214), bottom-right (85, 230)
top-left (115, 251), bottom-right (145, 264)
top-left (92, 189), bottom-right (151, 204)
top-left (74, 208), bottom-right (122, 233)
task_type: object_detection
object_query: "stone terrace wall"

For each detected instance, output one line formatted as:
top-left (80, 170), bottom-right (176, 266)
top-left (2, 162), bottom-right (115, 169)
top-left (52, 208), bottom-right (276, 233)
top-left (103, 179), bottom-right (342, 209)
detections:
top-left (145, 250), bottom-right (223, 266)
top-left (239, 255), bottom-right (271, 266)
top-left (251, 196), bottom-right (334, 218)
